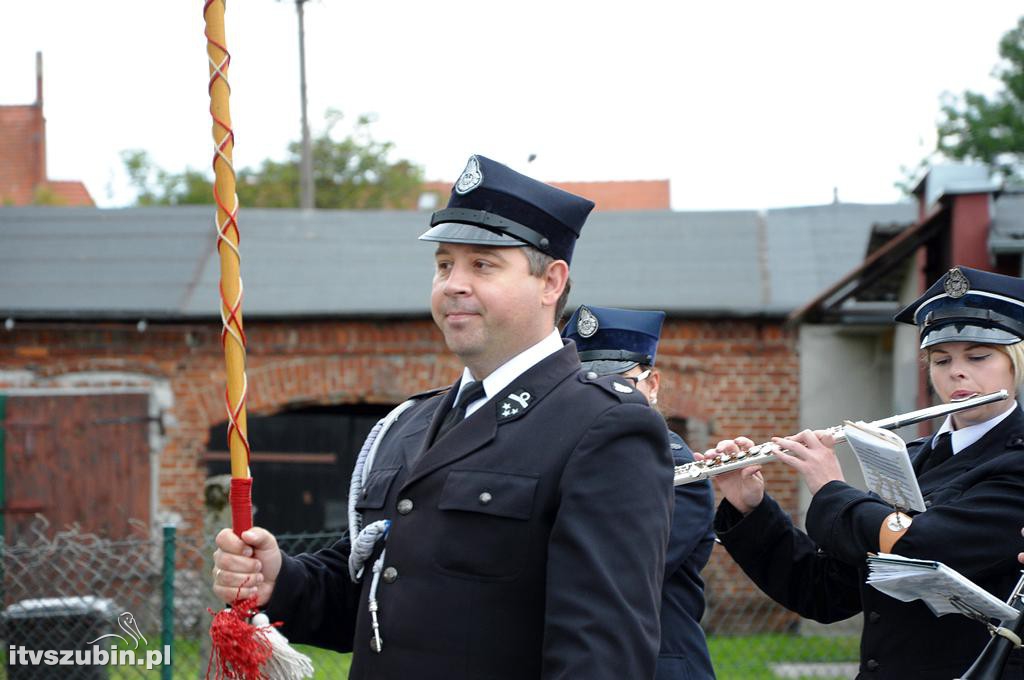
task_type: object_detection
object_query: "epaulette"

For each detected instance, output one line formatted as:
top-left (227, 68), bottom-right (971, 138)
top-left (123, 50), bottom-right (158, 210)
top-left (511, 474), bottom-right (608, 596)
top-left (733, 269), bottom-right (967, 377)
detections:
top-left (577, 370), bottom-right (649, 404)
top-left (407, 385), bottom-right (451, 401)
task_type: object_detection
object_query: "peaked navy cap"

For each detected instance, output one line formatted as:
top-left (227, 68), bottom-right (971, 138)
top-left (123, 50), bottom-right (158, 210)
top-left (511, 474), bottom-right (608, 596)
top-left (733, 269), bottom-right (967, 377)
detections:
top-left (420, 155), bottom-right (595, 265)
top-left (894, 266), bottom-right (1024, 348)
top-left (562, 305), bottom-right (666, 376)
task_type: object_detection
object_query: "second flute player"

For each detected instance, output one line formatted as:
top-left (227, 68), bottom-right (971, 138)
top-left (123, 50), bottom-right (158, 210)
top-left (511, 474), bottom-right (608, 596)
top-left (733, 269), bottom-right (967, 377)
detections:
top-left (703, 267), bottom-right (1024, 679)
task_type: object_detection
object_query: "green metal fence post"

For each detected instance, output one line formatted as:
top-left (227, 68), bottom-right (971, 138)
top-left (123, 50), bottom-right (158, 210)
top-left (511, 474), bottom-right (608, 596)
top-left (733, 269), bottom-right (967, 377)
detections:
top-left (0, 393), bottom-right (7, 543)
top-left (161, 523), bottom-right (176, 680)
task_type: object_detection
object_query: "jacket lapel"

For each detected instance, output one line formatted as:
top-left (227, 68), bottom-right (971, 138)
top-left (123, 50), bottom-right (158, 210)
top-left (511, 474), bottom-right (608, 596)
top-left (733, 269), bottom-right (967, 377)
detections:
top-left (401, 382), bottom-right (460, 470)
top-left (910, 438), bottom-right (934, 476)
top-left (400, 342), bottom-right (582, 490)
top-left (918, 405), bottom-right (1024, 492)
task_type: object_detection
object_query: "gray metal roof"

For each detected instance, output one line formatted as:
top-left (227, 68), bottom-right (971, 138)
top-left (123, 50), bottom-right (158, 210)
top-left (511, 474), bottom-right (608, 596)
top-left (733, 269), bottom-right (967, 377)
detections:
top-left (0, 202), bottom-right (915, 320)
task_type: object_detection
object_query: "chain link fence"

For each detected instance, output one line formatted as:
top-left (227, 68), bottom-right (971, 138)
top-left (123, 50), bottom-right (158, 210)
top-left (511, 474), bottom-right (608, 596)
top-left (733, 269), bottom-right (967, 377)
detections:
top-left (0, 518), bottom-right (350, 679)
top-left (0, 516), bottom-right (857, 679)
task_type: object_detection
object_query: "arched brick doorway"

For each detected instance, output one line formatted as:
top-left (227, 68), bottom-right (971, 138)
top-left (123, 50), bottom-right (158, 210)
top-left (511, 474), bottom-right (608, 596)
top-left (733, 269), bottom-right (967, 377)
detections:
top-left (205, 402), bottom-right (395, 535)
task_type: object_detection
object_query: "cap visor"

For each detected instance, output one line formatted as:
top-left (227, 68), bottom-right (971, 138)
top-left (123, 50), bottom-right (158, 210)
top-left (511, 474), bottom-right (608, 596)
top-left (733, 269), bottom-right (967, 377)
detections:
top-left (580, 359), bottom-right (639, 377)
top-left (920, 324), bottom-right (1021, 349)
top-left (419, 223), bottom-right (526, 246)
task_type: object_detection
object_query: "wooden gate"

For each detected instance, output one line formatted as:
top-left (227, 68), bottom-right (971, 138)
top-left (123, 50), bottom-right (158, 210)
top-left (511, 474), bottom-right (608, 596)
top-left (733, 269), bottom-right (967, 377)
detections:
top-left (0, 392), bottom-right (151, 542)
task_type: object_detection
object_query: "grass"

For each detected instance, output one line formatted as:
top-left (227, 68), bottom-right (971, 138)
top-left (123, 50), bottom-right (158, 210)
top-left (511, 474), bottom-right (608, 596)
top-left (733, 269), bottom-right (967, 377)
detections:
top-left (0, 633), bottom-right (854, 679)
top-left (708, 633), bottom-right (860, 680)
top-left (0, 636), bottom-right (353, 679)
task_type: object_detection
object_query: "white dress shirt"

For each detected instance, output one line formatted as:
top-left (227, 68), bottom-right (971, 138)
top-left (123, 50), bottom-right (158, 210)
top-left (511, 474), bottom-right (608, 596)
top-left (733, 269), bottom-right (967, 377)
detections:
top-left (451, 329), bottom-right (563, 419)
top-left (931, 400), bottom-right (1019, 454)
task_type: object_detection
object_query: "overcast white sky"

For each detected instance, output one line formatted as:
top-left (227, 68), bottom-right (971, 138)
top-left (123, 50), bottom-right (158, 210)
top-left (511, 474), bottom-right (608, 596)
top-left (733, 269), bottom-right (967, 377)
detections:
top-left (1, 1), bottom-right (1021, 210)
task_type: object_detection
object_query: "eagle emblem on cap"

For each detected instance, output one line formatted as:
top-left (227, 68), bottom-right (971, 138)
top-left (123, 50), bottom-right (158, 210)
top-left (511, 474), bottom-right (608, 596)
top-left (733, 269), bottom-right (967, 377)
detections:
top-left (454, 156), bottom-right (483, 195)
top-left (944, 267), bottom-right (970, 299)
top-left (577, 306), bottom-right (599, 338)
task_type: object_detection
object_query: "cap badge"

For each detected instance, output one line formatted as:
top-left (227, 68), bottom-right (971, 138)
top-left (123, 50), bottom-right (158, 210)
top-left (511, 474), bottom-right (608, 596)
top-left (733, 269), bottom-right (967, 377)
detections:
top-left (577, 306), bottom-right (599, 338)
top-left (944, 267), bottom-right (970, 299)
top-left (454, 156), bottom-right (483, 195)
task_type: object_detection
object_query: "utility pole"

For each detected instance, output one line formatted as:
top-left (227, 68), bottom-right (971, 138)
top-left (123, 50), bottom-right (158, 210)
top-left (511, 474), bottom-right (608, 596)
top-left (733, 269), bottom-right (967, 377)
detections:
top-left (296, 0), bottom-right (314, 210)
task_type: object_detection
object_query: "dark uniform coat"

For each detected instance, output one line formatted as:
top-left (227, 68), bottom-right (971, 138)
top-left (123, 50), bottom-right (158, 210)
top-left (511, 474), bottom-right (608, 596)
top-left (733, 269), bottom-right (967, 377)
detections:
top-left (716, 406), bottom-right (1024, 679)
top-left (266, 342), bottom-right (675, 680)
top-left (656, 432), bottom-right (716, 680)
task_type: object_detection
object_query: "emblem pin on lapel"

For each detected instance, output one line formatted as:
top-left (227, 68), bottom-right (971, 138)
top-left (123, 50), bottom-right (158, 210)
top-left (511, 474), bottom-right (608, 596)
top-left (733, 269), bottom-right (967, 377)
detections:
top-left (498, 390), bottom-right (532, 421)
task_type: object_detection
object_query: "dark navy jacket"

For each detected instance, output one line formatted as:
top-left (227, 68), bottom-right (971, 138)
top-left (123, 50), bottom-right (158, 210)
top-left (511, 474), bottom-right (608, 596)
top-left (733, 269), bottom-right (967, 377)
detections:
top-left (716, 407), bottom-right (1024, 679)
top-left (265, 342), bottom-right (675, 680)
top-left (656, 431), bottom-right (716, 680)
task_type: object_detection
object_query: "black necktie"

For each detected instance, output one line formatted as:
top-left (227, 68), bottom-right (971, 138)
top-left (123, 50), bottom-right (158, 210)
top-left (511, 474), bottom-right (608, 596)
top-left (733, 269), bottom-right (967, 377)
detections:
top-left (922, 432), bottom-right (953, 473)
top-left (434, 381), bottom-right (487, 444)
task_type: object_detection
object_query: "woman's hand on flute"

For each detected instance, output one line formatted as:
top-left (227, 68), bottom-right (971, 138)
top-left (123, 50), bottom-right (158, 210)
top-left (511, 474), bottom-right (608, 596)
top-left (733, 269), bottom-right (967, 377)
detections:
top-left (771, 429), bottom-right (844, 496)
top-left (698, 437), bottom-right (766, 516)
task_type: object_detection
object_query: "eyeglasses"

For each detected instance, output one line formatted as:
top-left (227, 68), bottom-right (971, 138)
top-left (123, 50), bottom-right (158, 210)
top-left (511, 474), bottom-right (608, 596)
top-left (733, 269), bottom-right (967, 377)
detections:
top-left (620, 369), bottom-right (652, 385)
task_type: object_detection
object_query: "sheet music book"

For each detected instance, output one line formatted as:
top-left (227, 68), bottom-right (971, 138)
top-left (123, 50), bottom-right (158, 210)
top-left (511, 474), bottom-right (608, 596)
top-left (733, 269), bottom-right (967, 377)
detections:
top-left (866, 553), bottom-right (1018, 620)
top-left (842, 420), bottom-right (927, 513)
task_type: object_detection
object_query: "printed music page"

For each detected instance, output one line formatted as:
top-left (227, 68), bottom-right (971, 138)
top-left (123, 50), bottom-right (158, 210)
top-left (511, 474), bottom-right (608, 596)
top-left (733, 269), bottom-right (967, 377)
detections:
top-left (842, 420), bottom-right (926, 513)
top-left (866, 553), bottom-right (1018, 620)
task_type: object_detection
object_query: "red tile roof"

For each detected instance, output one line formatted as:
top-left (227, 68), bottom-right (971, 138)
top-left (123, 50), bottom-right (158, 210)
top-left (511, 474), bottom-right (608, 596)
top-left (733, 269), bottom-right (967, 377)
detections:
top-left (419, 179), bottom-right (671, 212)
top-left (40, 180), bottom-right (94, 207)
top-left (0, 102), bottom-right (93, 207)
top-left (549, 180), bottom-right (670, 211)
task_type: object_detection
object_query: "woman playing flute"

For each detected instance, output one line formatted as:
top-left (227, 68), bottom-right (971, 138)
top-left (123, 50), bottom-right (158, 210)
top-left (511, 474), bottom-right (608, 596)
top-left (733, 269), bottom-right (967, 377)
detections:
top-left (705, 267), bottom-right (1024, 679)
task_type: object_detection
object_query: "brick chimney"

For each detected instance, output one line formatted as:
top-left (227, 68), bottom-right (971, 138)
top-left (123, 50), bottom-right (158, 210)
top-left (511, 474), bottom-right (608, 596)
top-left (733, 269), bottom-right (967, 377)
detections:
top-left (912, 164), bottom-right (996, 270)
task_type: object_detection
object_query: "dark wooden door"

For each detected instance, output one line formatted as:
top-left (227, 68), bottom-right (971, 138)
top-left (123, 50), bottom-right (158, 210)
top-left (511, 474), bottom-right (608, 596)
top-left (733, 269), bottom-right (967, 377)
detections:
top-left (206, 404), bottom-right (394, 535)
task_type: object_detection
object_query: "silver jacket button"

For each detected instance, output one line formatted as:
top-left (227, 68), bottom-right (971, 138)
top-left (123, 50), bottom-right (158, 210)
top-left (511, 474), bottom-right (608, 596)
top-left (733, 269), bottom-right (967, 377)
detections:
top-left (478, 491), bottom-right (493, 505)
top-left (397, 498), bottom-right (413, 515)
top-left (382, 566), bottom-right (398, 583)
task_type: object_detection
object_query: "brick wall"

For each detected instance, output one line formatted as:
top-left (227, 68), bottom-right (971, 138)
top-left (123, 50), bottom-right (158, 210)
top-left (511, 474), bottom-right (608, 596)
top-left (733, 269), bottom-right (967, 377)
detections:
top-left (657, 319), bottom-right (801, 632)
top-left (0, 316), bottom-right (799, 631)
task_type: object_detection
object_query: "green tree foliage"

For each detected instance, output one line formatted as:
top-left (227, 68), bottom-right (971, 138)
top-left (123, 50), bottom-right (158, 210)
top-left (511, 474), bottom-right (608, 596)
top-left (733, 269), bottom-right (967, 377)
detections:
top-left (937, 16), bottom-right (1024, 183)
top-left (121, 150), bottom-right (211, 206)
top-left (123, 111), bottom-right (423, 208)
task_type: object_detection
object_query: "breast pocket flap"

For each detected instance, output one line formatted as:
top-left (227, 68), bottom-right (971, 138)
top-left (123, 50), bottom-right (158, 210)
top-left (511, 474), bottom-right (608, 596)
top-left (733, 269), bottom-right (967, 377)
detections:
top-left (438, 470), bottom-right (538, 520)
top-left (353, 467), bottom-right (401, 511)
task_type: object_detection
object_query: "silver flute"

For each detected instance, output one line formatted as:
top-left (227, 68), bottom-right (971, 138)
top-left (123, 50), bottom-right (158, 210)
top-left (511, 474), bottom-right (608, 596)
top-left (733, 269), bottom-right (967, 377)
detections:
top-left (674, 390), bottom-right (1010, 486)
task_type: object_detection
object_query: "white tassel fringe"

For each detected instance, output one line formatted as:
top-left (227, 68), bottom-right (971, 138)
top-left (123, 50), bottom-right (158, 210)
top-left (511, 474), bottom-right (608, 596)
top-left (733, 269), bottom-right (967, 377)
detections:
top-left (251, 612), bottom-right (314, 679)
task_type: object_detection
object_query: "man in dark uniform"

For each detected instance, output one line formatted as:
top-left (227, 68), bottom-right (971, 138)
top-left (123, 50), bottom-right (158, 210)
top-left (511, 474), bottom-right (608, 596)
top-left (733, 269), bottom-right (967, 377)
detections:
top-left (563, 305), bottom-right (716, 680)
top-left (212, 155), bottom-right (675, 679)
